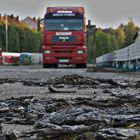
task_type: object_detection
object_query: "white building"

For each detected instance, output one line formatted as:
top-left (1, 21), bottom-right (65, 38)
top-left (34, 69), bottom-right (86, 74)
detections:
top-left (22, 17), bottom-right (38, 30)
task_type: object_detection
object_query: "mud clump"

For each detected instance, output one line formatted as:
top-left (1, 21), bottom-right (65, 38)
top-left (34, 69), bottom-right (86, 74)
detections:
top-left (49, 74), bottom-right (121, 89)
top-left (96, 128), bottom-right (139, 140)
top-left (0, 74), bottom-right (140, 139)
top-left (1, 74), bottom-right (137, 90)
top-left (0, 92), bottom-right (139, 140)
top-left (21, 74), bottom-right (137, 90)
top-left (0, 78), bottom-right (19, 85)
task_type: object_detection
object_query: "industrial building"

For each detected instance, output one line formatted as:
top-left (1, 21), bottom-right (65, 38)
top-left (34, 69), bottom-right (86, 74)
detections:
top-left (96, 30), bottom-right (140, 71)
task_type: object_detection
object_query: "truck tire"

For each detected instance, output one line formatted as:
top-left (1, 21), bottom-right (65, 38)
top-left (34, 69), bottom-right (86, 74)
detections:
top-left (76, 64), bottom-right (87, 68)
top-left (81, 64), bottom-right (87, 68)
top-left (43, 64), bottom-right (52, 68)
top-left (43, 64), bottom-right (46, 68)
top-left (53, 64), bottom-right (58, 68)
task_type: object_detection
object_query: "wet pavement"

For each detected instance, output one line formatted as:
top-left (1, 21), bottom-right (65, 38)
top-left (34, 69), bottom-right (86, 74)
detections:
top-left (0, 66), bottom-right (140, 140)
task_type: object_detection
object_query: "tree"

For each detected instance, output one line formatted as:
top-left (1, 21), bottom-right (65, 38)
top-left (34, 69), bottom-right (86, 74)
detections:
top-left (0, 25), bottom-right (6, 51)
top-left (93, 29), bottom-right (119, 59)
top-left (116, 27), bottom-right (125, 48)
top-left (109, 34), bottom-right (119, 51)
top-left (8, 25), bottom-right (20, 52)
top-left (0, 18), bottom-right (42, 53)
top-left (107, 28), bottom-right (116, 36)
top-left (87, 34), bottom-right (94, 63)
top-left (124, 20), bottom-right (137, 47)
top-left (94, 30), bottom-right (109, 57)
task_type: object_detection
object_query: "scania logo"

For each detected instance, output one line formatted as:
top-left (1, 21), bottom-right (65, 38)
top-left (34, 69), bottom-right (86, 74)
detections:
top-left (56, 32), bottom-right (72, 36)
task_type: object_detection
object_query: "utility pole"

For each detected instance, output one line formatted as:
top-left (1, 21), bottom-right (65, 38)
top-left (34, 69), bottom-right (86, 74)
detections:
top-left (5, 14), bottom-right (8, 52)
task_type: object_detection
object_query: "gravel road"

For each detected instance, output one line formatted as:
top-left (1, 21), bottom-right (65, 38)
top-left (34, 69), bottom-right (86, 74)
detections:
top-left (0, 65), bottom-right (140, 100)
top-left (0, 65), bottom-right (140, 140)
top-left (0, 65), bottom-right (138, 98)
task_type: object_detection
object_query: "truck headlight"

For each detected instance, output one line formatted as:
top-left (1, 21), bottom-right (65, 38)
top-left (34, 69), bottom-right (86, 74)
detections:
top-left (77, 50), bottom-right (84, 54)
top-left (44, 50), bottom-right (50, 54)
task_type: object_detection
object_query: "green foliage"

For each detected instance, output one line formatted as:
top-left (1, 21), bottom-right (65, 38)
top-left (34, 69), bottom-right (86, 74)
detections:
top-left (93, 29), bottom-right (118, 58)
top-left (0, 21), bottom-right (41, 52)
top-left (124, 20), bottom-right (137, 47)
top-left (87, 34), bottom-right (94, 63)
top-left (87, 20), bottom-right (138, 63)
top-left (116, 27), bottom-right (125, 48)
top-left (0, 25), bottom-right (6, 51)
top-left (108, 28), bottom-right (116, 35)
top-left (0, 19), bottom-right (138, 64)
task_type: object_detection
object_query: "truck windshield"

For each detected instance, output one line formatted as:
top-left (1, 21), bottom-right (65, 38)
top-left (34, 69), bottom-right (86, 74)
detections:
top-left (45, 19), bottom-right (83, 31)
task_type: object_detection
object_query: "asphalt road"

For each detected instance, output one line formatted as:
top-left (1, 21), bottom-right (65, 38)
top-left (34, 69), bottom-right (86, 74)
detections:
top-left (0, 65), bottom-right (140, 99)
top-left (0, 65), bottom-right (140, 80)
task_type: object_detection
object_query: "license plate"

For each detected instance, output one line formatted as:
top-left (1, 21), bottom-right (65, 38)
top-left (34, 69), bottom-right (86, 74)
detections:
top-left (59, 59), bottom-right (69, 63)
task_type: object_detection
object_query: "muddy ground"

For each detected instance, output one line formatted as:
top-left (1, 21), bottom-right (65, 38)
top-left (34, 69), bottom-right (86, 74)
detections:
top-left (0, 65), bottom-right (140, 140)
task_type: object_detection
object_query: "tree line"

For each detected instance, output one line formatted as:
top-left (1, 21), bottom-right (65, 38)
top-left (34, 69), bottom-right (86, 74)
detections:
top-left (0, 19), bottom-right (42, 53)
top-left (87, 20), bottom-right (138, 63)
top-left (0, 18), bottom-right (138, 64)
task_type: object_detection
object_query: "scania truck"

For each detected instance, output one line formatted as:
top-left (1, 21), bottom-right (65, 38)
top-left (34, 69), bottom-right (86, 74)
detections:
top-left (42, 7), bottom-right (87, 68)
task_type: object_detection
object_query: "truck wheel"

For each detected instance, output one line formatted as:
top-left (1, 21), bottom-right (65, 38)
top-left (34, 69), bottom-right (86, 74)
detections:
top-left (43, 64), bottom-right (46, 68)
top-left (43, 64), bottom-right (52, 68)
top-left (53, 64), bottom-right (58, 68)
top-left (76, 64), bottom-right (81, 68)
top-left (81, 64), bottom-right (87, 68)
top-left (76, 64), bottom-right (87, 68)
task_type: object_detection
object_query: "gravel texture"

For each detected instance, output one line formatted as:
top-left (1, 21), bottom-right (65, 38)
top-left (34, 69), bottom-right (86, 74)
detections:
top-left (0, 65), bottom-right (140, 140)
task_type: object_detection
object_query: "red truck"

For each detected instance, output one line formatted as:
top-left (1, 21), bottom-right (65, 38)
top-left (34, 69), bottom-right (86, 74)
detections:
top-left (42, 7), bottom-right (87, 68)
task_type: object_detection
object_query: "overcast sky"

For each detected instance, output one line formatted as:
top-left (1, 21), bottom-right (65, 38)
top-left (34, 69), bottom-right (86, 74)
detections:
top-left (0, 0), bottom-right (140, 28)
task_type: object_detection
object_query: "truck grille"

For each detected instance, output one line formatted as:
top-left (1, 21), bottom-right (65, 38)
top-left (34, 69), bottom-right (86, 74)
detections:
top-left (56, 57), bottom-right (72, 60)
top-left (55, 50), bottom-right (73, 53)
top-left (52, 36), bottom-right (76, 43)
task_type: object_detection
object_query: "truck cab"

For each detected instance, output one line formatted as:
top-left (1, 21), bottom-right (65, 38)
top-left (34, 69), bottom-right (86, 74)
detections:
top-left (42, 7), bottom-right (87, 68)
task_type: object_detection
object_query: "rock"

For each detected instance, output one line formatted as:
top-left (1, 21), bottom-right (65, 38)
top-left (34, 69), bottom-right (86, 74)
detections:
top-left (48, 74), bottom-right (99, 87)
top-left (17, 106), bottom-right (24, 111)
top-left (0, 102), bottom-right (9, 114)
top-left (5, 131), bottom-right (23, 140)
top-left (9, 117), bottom-right (28, 125)
top-left (75, 132), bottom-right (96, 140)
top-left (34, 118), bottom-right (49, 129)
top-left (48, 86), bottom-right (77, 93)
top-left (112, 114), bottom-right (140, 127)
top-left (0, 86), bottom-right (140, 140)
top-left (28, 103), bottom-right (45, 114)
top-left (45, 101), bottom-right (69, 113)
top-left (0, 78), bottom-right (17, 85)
top-left (0, 107), bottom-right (10, 113)
top-left (0, 121), bottom-right (4, 140)
top-left (35, 106), bottom-right (111, 128)
top-left (35, 123), bottom-right (92, 137)
top-left (97, 128), bottom-right (139, 140)
top-left (99, 83), bottom-right (112, 88)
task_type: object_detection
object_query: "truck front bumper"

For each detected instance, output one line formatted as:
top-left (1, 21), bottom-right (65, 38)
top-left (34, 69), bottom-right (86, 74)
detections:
top-left (43, 45), bottom-right (86, 64)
